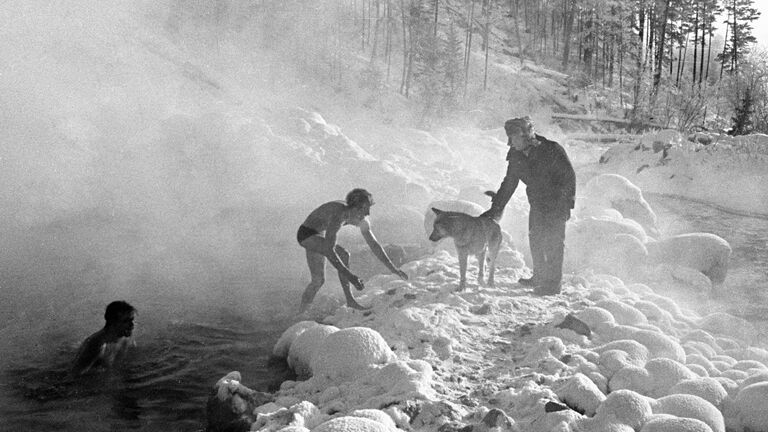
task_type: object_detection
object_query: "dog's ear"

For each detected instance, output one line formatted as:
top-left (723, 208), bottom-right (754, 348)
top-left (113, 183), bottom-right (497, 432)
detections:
top-left (431, 207), bottom-right (443, 214)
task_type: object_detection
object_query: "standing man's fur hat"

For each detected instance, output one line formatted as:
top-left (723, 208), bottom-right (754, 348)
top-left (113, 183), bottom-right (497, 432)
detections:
top-left (504, 116), bottom-right (535, 137)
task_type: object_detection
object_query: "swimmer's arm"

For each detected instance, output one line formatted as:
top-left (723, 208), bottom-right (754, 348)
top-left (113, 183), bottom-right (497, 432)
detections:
top-left (113, 338), bottom-right (135, 364)
top-left (71, 337), bottom-right (104, 375)
top-left (360, 219), bottom-right (399, 273)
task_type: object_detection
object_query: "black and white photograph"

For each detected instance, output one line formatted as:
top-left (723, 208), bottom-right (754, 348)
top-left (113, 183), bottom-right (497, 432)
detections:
top-left (2, 1), bottom-right (768, 431)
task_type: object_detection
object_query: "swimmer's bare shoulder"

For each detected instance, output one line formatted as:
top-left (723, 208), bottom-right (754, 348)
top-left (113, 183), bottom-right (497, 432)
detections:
top-left (302, 201), bottom-right (347, 230)
top-left (71, 330), bottom-right (108, 375)
top-left (71, 331), bottom-right (133, 375)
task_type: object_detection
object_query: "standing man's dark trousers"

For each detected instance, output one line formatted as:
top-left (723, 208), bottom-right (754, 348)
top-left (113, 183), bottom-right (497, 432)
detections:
top-left (528, 205), bottom-right (568, 293)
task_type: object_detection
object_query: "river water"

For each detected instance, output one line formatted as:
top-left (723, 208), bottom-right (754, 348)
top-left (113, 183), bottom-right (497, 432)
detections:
top-left (648, 194), bottom-right (768, 327)
top-left (0, 305), bottom-right (296, 432)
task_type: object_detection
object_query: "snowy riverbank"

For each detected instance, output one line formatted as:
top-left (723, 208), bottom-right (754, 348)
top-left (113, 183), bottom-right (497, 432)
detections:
top-left (205, 114), bottom-right (768, 432)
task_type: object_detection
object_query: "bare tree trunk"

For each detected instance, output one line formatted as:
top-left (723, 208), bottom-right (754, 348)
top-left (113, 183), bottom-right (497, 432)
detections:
top-left (370, 0), bottom-right (381, 62)
top-left (676, 36), bottom-right (687, 86)
top-left (561, 0), bottom-right (574, 70)
top-left (513, 0), bottom-right (524, 66)
top-left (719, 16), bottom-right (729, 79)
top-left (699, 0), bottom-right (706, 86)
top-left (464, 0), bottom-right (476, 96)
top-left (705, 24), bottom-right (713, 81)
top-left (692, 5), bottom-right (699, 83)
top-left (400, 0), bottom-right (408, 95)
top-left (362, 0), bottom-right (367, 50)
top-left (583, 10), bottom-right (594, 76)
top-left (651, 0), bottom-right (670, 103)
top-left (731, 0), bottom-right (738, 72)
top-left (433, 0), bottom-right (439, 36)
top-left (385, 0), bottom-right (393, 80)
top-left (619, 23), bottom-right (624, 109)
top-left (631, 6), bottom-right (646, 121)
top-left (483, 0), bottom-right (490, 90)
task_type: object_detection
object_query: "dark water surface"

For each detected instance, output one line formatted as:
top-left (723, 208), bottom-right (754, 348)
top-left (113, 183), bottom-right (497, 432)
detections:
top-left (0, 310), bottom-right (296, 432)
top-left (648, 193), bottom-right (768, 323)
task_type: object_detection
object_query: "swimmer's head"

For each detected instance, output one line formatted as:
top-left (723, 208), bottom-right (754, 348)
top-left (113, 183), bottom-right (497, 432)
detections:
top-left (105, 301), bottom-right (136, 337)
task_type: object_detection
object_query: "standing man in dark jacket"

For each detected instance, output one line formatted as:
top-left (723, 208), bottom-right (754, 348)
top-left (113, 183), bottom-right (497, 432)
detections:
top-left (481, 117), bottom-right (576, 295)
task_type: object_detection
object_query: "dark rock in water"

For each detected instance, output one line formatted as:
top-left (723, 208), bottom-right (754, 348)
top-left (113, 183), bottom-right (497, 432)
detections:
top-left (544, 400), bottom-right (571, 413)
top-left (555, 313), bottom-right (591, 338)
top-left (206, 372), bottom-right (273, 432)
top-left (481, 408), bottom-right (513, 428)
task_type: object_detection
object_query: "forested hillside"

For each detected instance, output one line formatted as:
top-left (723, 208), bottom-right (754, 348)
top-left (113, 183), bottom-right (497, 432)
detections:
top-left (173, 0), bottom-right (766, 133)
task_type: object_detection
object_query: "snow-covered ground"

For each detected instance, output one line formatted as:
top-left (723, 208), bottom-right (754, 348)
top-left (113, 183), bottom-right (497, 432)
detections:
top-left (206, 105), bottom-right (768, 432)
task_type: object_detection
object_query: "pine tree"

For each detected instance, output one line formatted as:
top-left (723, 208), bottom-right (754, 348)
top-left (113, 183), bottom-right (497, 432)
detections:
top-left (717, 0), bottom-right (760, 74)
top-left (731, 91), bottom-right (753, 134)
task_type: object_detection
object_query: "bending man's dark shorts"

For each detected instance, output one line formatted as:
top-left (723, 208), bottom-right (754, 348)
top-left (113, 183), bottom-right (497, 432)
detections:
top-left (297, 225), bottom-right (319, 244)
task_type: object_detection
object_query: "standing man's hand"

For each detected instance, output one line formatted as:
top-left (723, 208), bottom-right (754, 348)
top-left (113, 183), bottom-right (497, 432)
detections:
top-left (479, 208), bottom-right (502, 221)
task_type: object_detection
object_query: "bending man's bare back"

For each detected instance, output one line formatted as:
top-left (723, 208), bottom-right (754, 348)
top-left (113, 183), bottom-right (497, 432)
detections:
top-left (297, 188), bottom-right (407, 311)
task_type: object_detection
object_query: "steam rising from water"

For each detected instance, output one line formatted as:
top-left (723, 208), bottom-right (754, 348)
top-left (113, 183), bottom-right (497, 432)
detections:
top-left (0, 1), bottom-right (314, 362)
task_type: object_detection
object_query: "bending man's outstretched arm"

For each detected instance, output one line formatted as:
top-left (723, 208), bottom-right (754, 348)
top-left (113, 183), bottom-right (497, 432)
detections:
top-left (359, 219), bottom-right (408, 280)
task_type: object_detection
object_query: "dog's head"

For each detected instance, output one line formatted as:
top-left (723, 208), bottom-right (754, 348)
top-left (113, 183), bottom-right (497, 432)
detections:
top-left (428, 208), bottom-right (450, 242)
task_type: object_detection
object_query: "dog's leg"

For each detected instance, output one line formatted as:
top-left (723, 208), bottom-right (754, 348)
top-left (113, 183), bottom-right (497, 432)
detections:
top-left (487, 233), bottom-right (502, 288)
top-left (477, 249), bottom-right (486, 287)
top-left (458, 248), bottom-right (468, 291)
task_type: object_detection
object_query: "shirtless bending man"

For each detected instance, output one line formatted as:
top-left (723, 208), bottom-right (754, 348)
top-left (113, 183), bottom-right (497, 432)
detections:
top-left (297, 188), bottom-right (408, 311)
top-left (71, 300), bottom-right (136, 376)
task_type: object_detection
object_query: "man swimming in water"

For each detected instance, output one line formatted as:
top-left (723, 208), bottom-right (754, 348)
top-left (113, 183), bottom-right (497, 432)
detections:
top-left (71, 300), bottom-right (136, 375)
top-left (297, 188), bottom-right (408, 311)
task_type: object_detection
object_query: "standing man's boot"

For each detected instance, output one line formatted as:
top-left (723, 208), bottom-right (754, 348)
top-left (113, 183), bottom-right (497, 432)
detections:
top-left (534, 281), bottom-right (561, 296)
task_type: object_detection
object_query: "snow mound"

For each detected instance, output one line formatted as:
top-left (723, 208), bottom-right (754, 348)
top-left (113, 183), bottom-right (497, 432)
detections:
top-left (311, 327), bottom-right (396, 382)
top-left (288, 324), bottom-right (340, 378)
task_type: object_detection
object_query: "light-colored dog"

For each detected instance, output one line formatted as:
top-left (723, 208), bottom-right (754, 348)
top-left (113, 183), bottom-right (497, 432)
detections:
top-left (428, 208), bottom-right (502, 290)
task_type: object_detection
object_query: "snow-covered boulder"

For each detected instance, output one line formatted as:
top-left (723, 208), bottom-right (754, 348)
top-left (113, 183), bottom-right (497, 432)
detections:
top-left (274, 321), bottom-right (319, 358)
top-left (734, 382), bottom-right (768, 432)
top-left (646, 234), bottom-right (731, 290)
top-left (589, 389), bottom-right (653, 430)
top-left (651, 394), bottom-right (724, 432)
top-left (668, 378), bottom-right (728, 409)
top-left (639, 414), bottom-right (713, 432)
top-left (313, 416), bottom-right (394, 432)
top-left (311, 327), bottom-right (396, 382)
top-left (579, 173), bottom-right (659, 236)
top-left (206, 371), bottom-right (273, 432)
top-left (610, 358), bottom-right (697, 398)
top-left (596, 300), bottom-right (648, 327)
top-left (287, 324), bottom-right (339, 378)
top-left (555, 373), bottom-right (606, 416)
top-left (576, 307), bottom-right (617, 329)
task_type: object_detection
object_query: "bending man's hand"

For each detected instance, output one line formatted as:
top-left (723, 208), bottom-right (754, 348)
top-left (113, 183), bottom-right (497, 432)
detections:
top-left (393, 269), bottom-right (408, 280)
top-left (346, 272), bottom-right (365, 291)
